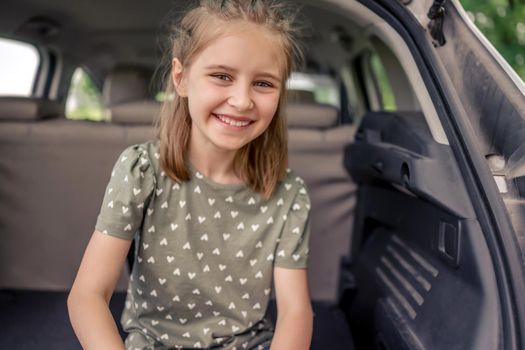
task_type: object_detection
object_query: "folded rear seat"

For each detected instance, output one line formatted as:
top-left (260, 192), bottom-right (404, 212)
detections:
top-left (287, 102), bottom-right (358, 302)
top-left (0, 75), bottom-right (357, 350)
top-left (0, 73), bottom-right (357, 302)
top-left (0, 66), bottom-right (157, 291)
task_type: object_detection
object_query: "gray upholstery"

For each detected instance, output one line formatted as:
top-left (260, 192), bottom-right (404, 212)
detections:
top-left (286, 103), bottom-right (339, 129)
top-left (0, 119), bottom-right (155, 290)
top-left (288, 90), bottom-right (316, 103)
top-left (110, 100), bottom-right (161, 125)
top-left (0, 97), bottom-right (63, 121)
top-left (286, 102), bottom-right (357, 302)
top-left (103, 66), bottom-right (154, 106)
top-left (0, 67), bottom-right (157, 291)
top-left (104, 65), bottom-right (161, 125)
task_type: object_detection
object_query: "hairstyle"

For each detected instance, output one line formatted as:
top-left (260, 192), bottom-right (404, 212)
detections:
top-left (156, 0), bottom-right (304, 199)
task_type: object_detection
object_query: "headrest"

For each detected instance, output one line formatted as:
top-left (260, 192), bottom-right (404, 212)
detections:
top-left (285, 103), bottom-right (339, 129)
top-left (103, 65), bottom-right (154, 106)
top-left (104, 65), bottom-right (159, 125)
top-left (0, 97), bottom-right (62, 121)
top-left (110, 100), bottom-right (161, 125)
top-left (288, 90), bottom-right (316, 104)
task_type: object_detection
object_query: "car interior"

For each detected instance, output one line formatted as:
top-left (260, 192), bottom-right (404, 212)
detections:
top-left (0, 0), bottom-right (508, 349)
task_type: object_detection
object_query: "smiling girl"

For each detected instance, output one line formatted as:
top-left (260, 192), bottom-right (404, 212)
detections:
top-left (68, 1), bottom-right (312, 349)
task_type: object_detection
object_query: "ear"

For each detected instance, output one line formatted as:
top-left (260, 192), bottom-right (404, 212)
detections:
top-left (172, 58), bottom-right (187, 97)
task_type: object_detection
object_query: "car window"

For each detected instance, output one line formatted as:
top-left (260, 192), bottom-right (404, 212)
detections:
top-left (0, 38), bottom-right (39, 96)
top-left (65, 68), bottom-right (106, 121)
top-left (287, 72), bottom-right (339, 107)
top-left (340, 66), bottom-right (363, 120)
top-left (460, 0), bottom-right (525, 81)
top-left (369, 53), bottom-right (397, 111)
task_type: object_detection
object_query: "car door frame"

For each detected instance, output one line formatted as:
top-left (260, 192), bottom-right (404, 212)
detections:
top-left (354, 0), bottom-right (525, 348)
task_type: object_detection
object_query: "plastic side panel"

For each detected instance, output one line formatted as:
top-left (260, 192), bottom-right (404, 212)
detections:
top-left (346, 112), bottom-right (475, 218)
top-left (346, 186), bottom-right (500, 350)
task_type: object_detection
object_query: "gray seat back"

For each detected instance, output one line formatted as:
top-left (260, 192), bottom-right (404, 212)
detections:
top-left (0, 82), bottom-right (357, 300)
top-left (0, 68), bottom-right (157, 291)
top-left (286, 102), bottom-right (358, 302)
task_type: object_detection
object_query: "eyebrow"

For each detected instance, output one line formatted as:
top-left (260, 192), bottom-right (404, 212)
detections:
top-left (205, 64), bottom-right (281, 83)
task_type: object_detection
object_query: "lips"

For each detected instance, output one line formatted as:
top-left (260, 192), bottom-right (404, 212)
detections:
top-left (213, 114), bottom-right (253, 127)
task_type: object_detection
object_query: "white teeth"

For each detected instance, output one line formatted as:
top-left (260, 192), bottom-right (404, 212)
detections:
top-left (217, 115), bottom-right (251, 127)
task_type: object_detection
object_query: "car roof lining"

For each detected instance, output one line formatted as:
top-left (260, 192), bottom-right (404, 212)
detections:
top-left (1, 0), bottom-right (362, 74)
top-left (1, 0), bottom-right (448, 145)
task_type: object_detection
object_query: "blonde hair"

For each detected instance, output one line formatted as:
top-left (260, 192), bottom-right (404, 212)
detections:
top-left (156, 0), bottom-right (304, 198)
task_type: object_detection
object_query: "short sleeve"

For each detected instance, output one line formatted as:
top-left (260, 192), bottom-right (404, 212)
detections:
top-left (95, 145), bottom-right (155, 240)
top-left (274, 185), bottom-right (311, 269)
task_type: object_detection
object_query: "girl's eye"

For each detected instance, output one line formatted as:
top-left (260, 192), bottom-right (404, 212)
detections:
top-left (254, 81), bottom-right (273, 88)
top-left (212, 74), bottom-right (231, 81)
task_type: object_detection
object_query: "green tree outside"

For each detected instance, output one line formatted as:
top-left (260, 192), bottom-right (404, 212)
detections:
top-left (460, 0), bottom-right (525, 81)
top-left (66, 68), bottom-right (106, 121)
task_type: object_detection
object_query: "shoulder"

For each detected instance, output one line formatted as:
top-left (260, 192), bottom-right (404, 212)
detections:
top-left (117, 139), bottom-right (159, 173)
top-left (277, 168), bottom-right (310, 205)
top-left (120, 139), bottom-right (159, 159)
top-left (271, 169), bottom-right (311, 231)
top-left (110, 140), bottom-right (160, 187)
top-left (281, 168), bottom-right (308, 191)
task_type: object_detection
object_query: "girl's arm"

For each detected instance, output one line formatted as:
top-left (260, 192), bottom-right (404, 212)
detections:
top-left (67, 230), bottom-right (132, 350)
top-left (270, 267), bottom-right (314, 350)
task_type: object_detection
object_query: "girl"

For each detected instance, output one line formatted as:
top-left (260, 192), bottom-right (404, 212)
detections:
top-left (67, 1), bottom-right (313, 349)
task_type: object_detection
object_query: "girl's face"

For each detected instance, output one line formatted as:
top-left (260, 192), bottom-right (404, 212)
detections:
top-left (173, 25), bottom-right (284, 155)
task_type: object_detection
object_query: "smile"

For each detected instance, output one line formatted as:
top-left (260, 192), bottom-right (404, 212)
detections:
top-left (214, 114), bottom-right (253, 128)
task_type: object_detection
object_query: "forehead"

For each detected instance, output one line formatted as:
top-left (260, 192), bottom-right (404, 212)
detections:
top-left (191, 21), bottom-right (286, 78)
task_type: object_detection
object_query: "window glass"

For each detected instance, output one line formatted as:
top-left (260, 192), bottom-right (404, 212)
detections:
top-left (155, 91), bottom-right (174, 102)
top-left (66, 68), bottom-right (106, 121)
top-left (0, 38), bottom-right (39, 96)
top-left (338, 66), bottom-right (362, 123)
top-left (340, 66), bottom-right (361, 116)
top-left (287, 72), bottom-right (339, 107)
top-left (461, 0), bottom-right (525, 81)
top-left (370, 53), bottom-right (397, 111)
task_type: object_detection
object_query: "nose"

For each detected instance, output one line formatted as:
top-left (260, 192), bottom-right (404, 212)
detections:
top-left (227, 83), bottom-right (254, 111)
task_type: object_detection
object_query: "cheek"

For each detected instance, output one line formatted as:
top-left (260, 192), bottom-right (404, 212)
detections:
top-left (260, 95), bottom-right (280, 123)
top-left (191, 83), bottom-right (223, 108)
top-left (187, 84), bottom-right (217, 117)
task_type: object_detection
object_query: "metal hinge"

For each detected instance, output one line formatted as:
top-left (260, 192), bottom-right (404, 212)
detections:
top-left (427, 0), bottom-right (448, 47)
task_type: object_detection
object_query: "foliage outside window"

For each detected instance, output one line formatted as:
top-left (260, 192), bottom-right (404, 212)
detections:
top-left (0, 38), bottom-right (39, 96)
top-left (370, 54), bottom-right (397, 111)
top-left (461, 0), bottom-right (525, 81)
top-left (287, 72), bottom-right (340, 107)
top-left (66, 68), bottom-right (106, 121)
top-left (155, 91), bottom-right (174, 102)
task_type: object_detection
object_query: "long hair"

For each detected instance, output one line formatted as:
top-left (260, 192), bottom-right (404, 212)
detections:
top-left (156, 0), bottom-right (304, 198)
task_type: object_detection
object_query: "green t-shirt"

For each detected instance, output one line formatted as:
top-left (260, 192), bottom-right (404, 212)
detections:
top-left (95, 140), bottom-right (311, 350)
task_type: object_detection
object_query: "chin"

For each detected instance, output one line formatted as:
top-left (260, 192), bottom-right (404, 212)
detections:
top-left (211, 134), bottom-right (256, 151)
top-left (214, 140), bottom-right (248, 152)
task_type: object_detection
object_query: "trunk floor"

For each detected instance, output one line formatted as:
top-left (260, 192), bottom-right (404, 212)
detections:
top-left (0, 290), bottom-right (354, 349)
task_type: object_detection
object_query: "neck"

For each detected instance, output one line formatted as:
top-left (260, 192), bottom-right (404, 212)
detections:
top-left (187, 139), bottom-right (242, 185)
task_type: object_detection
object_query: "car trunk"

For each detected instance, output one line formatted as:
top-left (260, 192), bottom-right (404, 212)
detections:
top-left (2, 0), bottom-right (525, 349)
top-left (337, 0), bottom-right (525, 349)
